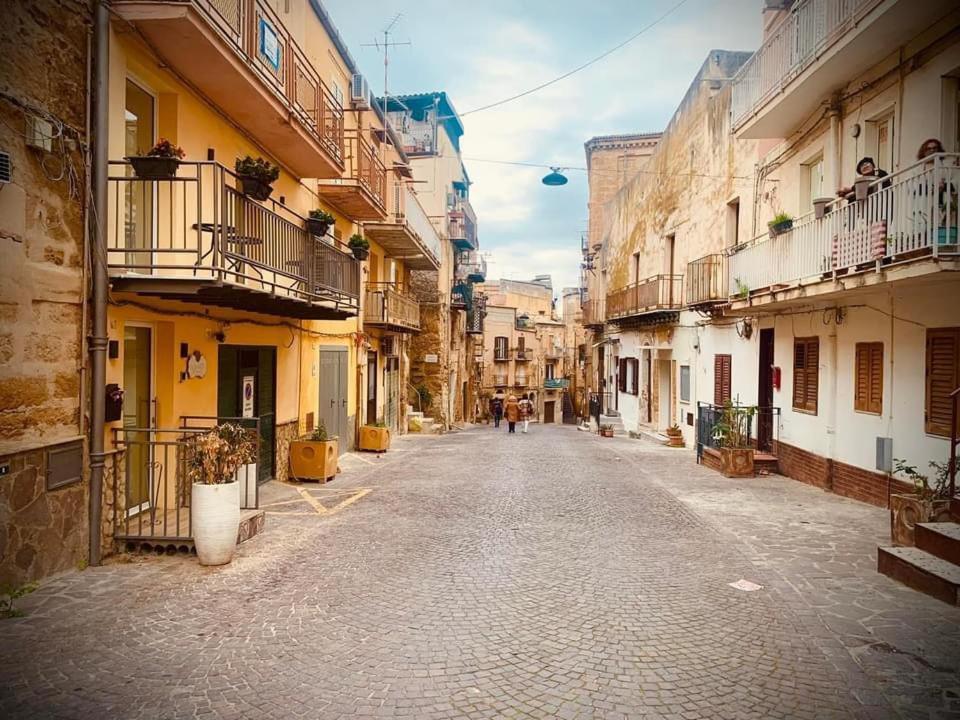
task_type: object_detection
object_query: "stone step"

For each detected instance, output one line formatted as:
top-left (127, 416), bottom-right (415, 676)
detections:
top-left (916, 522), bottom-right (960, 566)
top-left (639, 429), bottom-right (669, 445)
top-left (877, 545), bottom-right (960, 606)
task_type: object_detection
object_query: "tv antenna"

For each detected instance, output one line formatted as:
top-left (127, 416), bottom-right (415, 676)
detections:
top-left (361, 14), bottom-right (411, 108)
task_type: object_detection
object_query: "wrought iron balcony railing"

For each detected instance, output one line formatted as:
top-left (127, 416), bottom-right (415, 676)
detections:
top-left (606, 275), bottom-right (683, 321)
top-left (686, 254), bottom-right (727, 307)
top-left (364, 283), bottom-right (420, 332)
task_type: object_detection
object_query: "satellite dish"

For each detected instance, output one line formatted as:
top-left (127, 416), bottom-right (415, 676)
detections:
top-left (542, 167), bottom-right (568, 186)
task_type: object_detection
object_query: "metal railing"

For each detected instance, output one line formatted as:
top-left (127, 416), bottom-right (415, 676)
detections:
top-left (686, 254), bottom-right (727, 306)
top-left (106, 160), bottom-right (360, 309)
top-left (606, 275), bottom-right (683, 320)
top-left (111, 416), bottom-right (261, 543)
top-left (456, 250), bottom-right (487, 282)
top-left (159, 0), bottom-right (344, 162)
top-left (729, 154), bottom-right (960, 297)
top-left (344, 131), bottom-right (387, 210)
top-left (695, 403), bottom-right (781, 462)
top-left (364, 282), bottom-right (420, 331)
top-left (544, 378), bottom-right (569, 389)
top-left (731, 0), bottom-right (880, 127)
top-left (395, 184), bottom-right (442, 263)
top-left (448, 197), bottom-right (478, 249)
top-left (582, 299), bottom-right (606, 327)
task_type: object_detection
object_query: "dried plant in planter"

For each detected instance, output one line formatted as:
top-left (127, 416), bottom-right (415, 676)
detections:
top-left (187, 423), bottom-right (257, 485)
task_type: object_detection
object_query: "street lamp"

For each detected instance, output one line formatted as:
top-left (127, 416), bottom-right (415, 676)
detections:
top-left (541, 167), bottom-right (568, 186)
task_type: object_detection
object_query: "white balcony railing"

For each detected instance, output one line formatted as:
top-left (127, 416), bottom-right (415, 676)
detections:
top-left (401, 185), bottom-right (442, 263)
top-left (728, 153), bottom-right (960, 296)
top-left (731, 0), bottom-right (879, 127)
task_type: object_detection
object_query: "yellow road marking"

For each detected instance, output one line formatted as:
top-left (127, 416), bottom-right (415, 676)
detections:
top-left (261, 487), bottom-right (373, 517)
top-left (325, 488), bottom-right (372, 514)
top-left (295, 485), bottom-right (329, 514)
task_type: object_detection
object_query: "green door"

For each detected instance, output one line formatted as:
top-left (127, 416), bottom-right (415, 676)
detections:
top-left (218, 346), bottom-right (276, 482)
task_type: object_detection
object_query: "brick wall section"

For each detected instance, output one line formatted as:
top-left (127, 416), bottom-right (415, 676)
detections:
top-left (774, 440), bottom-right (833, 491)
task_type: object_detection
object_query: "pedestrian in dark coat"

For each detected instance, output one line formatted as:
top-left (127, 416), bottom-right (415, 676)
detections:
top-left (490, 397), bottom-right (503, 428)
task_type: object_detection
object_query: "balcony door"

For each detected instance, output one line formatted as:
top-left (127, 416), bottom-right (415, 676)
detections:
top-left (124, 79), bottom-right (156, 272)
top-left (123, 324), bottom-right (154, 516)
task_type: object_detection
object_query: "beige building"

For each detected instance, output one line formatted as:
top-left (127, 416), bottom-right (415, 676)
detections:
top-left (561, 287), bottom-right (588, 418)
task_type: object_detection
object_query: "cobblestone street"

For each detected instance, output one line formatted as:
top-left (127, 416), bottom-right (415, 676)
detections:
top-left (2, 426), bottom-right (959, 720)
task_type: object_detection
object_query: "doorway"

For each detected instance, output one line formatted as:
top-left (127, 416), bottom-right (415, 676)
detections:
top-left (319, 346), bottom-right (349, 453)
top-left (123, 324), bottom-right (153, 515)
top-left (657, 357), bottom-right (671, 431)
top-left (597, 350), bottom-right (605, 414)
top-left (758, 328), bottom-right (775, 451)
top-left (366, 350), bottom-right (378, 424)
top-left (544, 400), bottom-right (556, 424)
top-left (385, 356), bottom-right (399, 431)
top-left (218, 346), bottom-right (276, 481)
top-left (124, 79), bottom-right (156, 270)
top-left (644, 351), bottom-right (652, 424)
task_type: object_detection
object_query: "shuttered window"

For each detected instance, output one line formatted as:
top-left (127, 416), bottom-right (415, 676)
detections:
top-left (629, 358), bottom-right (640, 395)
top-left (618, 358), bottom-right (627, 393)
top-left (494, 336), bottom-right (508, 359)
top-left (714, 354), bottom-right (731, 405)
top-left (925, 328), bottom-right (960, 437)
top-left (854, 342), bottom-right (883, 414)
top-left (792, 337), bottom-right (819, 414)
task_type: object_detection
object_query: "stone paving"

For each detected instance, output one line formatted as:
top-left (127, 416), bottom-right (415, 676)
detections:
top-left (1, 425), bottom-right (958, 719)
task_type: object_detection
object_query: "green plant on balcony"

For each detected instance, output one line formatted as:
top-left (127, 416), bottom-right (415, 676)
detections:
top-left (734, 277), bottom-right (750, 299)
top-left (306, 209), bottom-right (335, 237)
top-left (348, 233), bottom-right (370, 260)
top-left (235, 155), bottom-right (280, 202)
top-left (767, 211), bottom-right (793, 238)
top-left (127, 137), bottom-right (185, 179)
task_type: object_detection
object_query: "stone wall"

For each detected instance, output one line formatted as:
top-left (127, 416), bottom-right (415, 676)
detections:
top-left (409, 270), bottom-right (450, 425)
top-left (0, 0), bottom-right (91, 585)
top-left (273, 420), bottom-right (299, 485)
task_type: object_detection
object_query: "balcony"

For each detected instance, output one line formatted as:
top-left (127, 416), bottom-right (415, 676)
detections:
top-left (467, 294), bottom-right (486, 335)
top-left (106, 160), bottom-right (359, 318)
top-left (544, 378), bottom-right (569, 390)
top-left (363, 184), bottom-right (441, 270)
top-left (514, 375), bottom-right (529, 388)
top-left (516, 315), bottom-right (537, 331)
top-left (582, 299), bottom-right (606, 329)
top-left (448, 198), bottom-right (478, 251)
top-left (515, 350), bottom-right (531, 362)
top-left (456, 251), bottom-right (487, 283)
top-left (606, 275), bottom-right (683, 323)
top-left (727, 153), bottom-right (960, 311)
top-left (364, 283), bottom-right (420, 333)
top-left (317, 131), bottom-right (387, 221)
top-left (686, 254), bottom-right (727, 309)
top-left (113, 0), bottom-right (344, 178)
top-left (731, 0), bottom-right (956, 138)
top-left (493, 350), bottom-right (510, 362)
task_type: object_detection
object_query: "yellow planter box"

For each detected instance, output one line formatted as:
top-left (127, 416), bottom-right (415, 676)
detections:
top-left (359, 426), bottom-right (390, 452)
top-left (289, 438), bottom-right (338, 482)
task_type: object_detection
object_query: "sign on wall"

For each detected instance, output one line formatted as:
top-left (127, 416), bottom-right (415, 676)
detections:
top-left (242, 375), bottom-right (255, 418)
top-left (259, 18), bottom-right (281, 73)
top-left (424, 354), bottom-right (438, 363)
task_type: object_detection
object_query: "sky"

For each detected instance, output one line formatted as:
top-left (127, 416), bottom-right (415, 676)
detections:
top-left (323, 0), bottom-right (763, 297)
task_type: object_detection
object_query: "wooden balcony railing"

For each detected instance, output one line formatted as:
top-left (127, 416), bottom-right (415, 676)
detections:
top-left (606, 275), bottom-right (683, 321)
top-left (106, 160), bottom-right (359, 316)
top-left (728, 153), bottom-right (960, 299)
top-left (364, 283), bottom-right (420, 332)
top-left (582, 299), bottom-right (606, 328)
top-left (686, 254), bottom-right (727, 307)
top-left (346, 131), bottom-right (386, 210)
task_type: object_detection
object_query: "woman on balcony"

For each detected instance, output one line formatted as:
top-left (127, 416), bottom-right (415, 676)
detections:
top-left (836, 156), bottom-right (890, 203)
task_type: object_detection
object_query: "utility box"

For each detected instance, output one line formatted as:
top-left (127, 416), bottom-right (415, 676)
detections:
top-left (876, 437), bottom-right (893, 473)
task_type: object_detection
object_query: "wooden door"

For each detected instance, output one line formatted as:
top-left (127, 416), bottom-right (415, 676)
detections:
top-left (544, 401), bottom-right (555, 424)
top-left (758, 329), bottom-right (774, 451)
top-left (218, 345), bottom-right (276, 482)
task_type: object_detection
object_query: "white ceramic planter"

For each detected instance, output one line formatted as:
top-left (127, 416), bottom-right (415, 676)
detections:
top-left (192, 481), bottom-right (240, 566)
top-left (234, 463), bottom-right (257, 508)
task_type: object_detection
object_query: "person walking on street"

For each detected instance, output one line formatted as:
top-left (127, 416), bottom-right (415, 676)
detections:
top-left (490, 396), bottom-right (503, 428)
top-left (504, 395), bottom-right (520, 434)
top-left (519, 395), bottom-right (533, 433)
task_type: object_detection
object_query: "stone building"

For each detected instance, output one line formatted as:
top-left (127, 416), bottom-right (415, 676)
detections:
top-left (561, 287), bottom-right (588, 418)
top-left (0, 0), bottom-right (92, 586)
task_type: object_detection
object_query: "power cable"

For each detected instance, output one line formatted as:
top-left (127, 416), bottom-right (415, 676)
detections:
top-left (462, 156), bottom-right (751, 181)
top-left (458, 0), bottom-right (693, 117)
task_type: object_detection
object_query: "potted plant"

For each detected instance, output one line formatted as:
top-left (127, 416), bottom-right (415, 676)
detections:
top-left (767, 212), bottom-right (793, 238)
top-left (854, 176), bottom-right (873, 201)
top-left (600, 423), bottom-right (614, 438)
top-left (360, 420), bottom-right (391, 452)
top-left (889, 459), bottom-right (953, 547)
top-left (306, 209), bottom-right (335, 237)
top-left (665, 424), bottom-right (684, 448)
top-left (127, 138), bottom-right (184, 180)
top-left (187, 423), bottom-right (255, 566)
top-left (289, 421), bottom-right (338, 483)
top-left (348, 233), bottom-right (370, 261)
top-left (235, 156), bottom-right (280, 201)
top-left (713, 402), bottom-right (756, 478)
top-left (218, 423), bottom-right (258, 507)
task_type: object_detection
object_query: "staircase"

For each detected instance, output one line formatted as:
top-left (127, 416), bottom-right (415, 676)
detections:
top-left (407, 408), bottom-right (440, 434)
top-left (878, 522), bottom-right (960, 606)
top-left (592, 413), bottom-right (626, 436)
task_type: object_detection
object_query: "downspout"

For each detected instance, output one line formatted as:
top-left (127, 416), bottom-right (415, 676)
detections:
top-left (88, 0), bottom-right (110, 567)
top-left (827, 99), bottom-right (842, 196)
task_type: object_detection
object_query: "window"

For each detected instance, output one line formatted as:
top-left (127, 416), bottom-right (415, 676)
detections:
top-left (330, 76), bottom-right (344, 105)
top-left (546, 363), bottom-right (556, 381)
top-left (494, 336), bottom-right (508, 359)
top-left (867, 111), bottom-right (895, 172)
top-left (630, 358), bottom-right (639, 395)
top-left (517, 336), bottom-right (525, 352)
top-left (714, 354), bottom-right (731, 405)
top-left (726, 198), bottom-right (740, 247)
top-left (802, 155), bottom-right (824, 210)
top-left (792, 337), bottom-right (819, 413)
top-left (854, 342), bottom-right (883, 414)
top-left (680, 365), bottom-right (691, 403)
top-left (925, 328), bottom-right (960, 437)
top-left (618, 358), bottom-right (638, 395)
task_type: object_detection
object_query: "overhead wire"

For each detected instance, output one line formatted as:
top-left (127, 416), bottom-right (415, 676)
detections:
top-left (458, 0), bottom-right (693, 117)
top-left (461, 156), bottom-right (752, 181)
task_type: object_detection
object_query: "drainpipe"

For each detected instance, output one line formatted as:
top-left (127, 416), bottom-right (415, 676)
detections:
top-left (827, 99), bottom-right (842, 196)
top-left (88, 0), bottom-right (110, 567)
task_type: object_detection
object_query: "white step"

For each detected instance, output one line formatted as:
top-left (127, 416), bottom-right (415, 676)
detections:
top-left (639, 429), bottom-right (670, 445)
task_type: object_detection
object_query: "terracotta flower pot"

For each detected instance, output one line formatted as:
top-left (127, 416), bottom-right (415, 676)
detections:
top-left (192, 481), bottom-right (240, 566)
top-left (720, 447), bottom-right (754, 478)
top-left (889, 493), bottom-right (952, 546)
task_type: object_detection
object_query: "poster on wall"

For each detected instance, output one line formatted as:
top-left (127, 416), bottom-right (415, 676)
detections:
top-left (242, 375), bottom-right (255, 418)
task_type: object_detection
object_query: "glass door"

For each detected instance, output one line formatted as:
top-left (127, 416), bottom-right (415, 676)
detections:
top-left (124, 79), bottom-right (156, 271)
top-left (123, 325), bottom-right (153, 515)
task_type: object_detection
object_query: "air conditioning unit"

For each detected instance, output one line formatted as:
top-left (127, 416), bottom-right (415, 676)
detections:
top-left (381, 336), bottom-right (398, 357)
top-left (351, 74), bottom-right (370, 109)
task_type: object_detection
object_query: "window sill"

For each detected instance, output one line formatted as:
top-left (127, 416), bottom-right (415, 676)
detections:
top-left (791, 407), bottom-right (818, 416)
top-left (854, 409), bottom-right (882, 417)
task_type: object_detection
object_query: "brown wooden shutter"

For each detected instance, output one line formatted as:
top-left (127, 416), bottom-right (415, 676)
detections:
top-left (854, 342), bottom-right (883, 414)
top-left (630, 358), bottom-right (639, 395)
top-left (926, 328), bottom-right (960, 437)
top-left (793, 337), bottom-right (819, 413)
top-left (714, 354), bottom-right (731, 405)
top-left (618, 358), bottom-right (627, 393)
